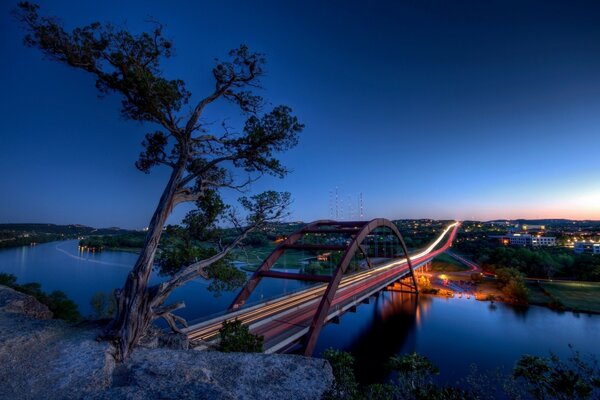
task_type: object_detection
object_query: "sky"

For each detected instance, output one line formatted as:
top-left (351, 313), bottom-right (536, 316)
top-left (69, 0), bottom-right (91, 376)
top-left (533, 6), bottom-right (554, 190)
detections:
top-left (1, 0), bottom-right (600, 228)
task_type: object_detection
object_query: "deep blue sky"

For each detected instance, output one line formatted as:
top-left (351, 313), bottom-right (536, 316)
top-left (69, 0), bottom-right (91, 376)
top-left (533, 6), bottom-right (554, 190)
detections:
top-left (2, 1), bottom-right (600, 228)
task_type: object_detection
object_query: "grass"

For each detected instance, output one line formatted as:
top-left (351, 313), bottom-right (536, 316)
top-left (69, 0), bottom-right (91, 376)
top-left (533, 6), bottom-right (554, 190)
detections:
top-left (539, 281), bottom-right (600, 313)
top-left (431, 253), bottom-right (470, 273)
top-left (525, 282), bottom-right (552, 305)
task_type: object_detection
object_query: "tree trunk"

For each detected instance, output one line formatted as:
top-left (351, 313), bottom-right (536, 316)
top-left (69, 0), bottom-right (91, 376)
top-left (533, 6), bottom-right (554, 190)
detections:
top-left (106, 165), bottom-right (185, 361)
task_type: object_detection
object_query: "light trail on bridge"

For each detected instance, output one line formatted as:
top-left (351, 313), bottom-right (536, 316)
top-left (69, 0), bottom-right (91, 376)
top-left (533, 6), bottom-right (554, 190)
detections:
top-left (184, 221), bottom-right (459, 353)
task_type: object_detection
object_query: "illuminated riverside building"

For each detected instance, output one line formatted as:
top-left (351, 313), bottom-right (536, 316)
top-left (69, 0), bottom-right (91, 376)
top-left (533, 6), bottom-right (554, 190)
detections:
top-left (574, 241), bottom-right (600, 255)
top-left (499, 233), bottom-right (556, 247)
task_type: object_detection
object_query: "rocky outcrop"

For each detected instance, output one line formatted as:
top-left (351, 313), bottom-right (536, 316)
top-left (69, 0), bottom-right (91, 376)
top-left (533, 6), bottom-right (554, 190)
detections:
top-left (0, 285), bottom-right (53, 319)
top-left (98, 350), bottom-right (332, 400)
top-left (0, 285), bottom-right (333, 400)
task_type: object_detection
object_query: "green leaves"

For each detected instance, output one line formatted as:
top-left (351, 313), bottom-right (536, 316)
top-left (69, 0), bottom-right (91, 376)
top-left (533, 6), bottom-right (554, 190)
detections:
top-left (184, 189), bottom-right (228, 241)
top-left (204, 262), bottom-right (247, 296)
top-left (157, 244), bottom-right (217, 276)
top-left (16, 2), bottom-right (189, 124)
top-left (514, 350), bottom-right (600, 400)
top-left (218, 319), bottom-right (263, 353)
top-left (323, 348), bottom-right (360, 400)
top-left (136, 131), bottom-right (169, 173)
top-left (231, 105), bottom-right (303, 177)
top-left (0, 273), bottom-right (81, 322)
top-left (239, 191), bottom-right (291, 226)
top-left (495, 267), bottom-right (529, 303)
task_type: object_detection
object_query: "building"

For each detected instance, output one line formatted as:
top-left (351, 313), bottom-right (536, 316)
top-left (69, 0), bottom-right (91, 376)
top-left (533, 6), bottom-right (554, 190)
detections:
top-left (574, 241), bottom-right (600, 255)
top-left (531, 236), bottom-right (556, 246)
top-left (521, 224), bottom-right (545, 231)
top-left (500, 233), bottom-right (556, 247)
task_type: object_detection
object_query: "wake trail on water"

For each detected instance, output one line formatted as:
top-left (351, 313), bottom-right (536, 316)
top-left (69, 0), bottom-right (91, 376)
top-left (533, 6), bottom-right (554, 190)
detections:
top-left (54, 244), bottom-right (134, 268)
top-left (53, 243), bottom-right (211, 286)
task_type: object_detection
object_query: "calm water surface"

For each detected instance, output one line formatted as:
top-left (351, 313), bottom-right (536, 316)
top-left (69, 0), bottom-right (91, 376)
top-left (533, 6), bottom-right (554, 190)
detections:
top-left (1, 240), bottom-right (599, 384)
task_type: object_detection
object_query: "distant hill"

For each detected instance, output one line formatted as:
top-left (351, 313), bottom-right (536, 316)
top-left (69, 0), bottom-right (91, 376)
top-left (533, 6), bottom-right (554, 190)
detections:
top-left (0, 223), bottom-right (136, 249)
top-left (484, 219), bottom-right (600, 226)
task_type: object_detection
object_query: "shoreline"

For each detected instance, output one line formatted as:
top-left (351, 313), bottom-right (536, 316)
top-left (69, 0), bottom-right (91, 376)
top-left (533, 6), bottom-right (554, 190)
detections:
top-left (423, 274), bottom-right (600, 316)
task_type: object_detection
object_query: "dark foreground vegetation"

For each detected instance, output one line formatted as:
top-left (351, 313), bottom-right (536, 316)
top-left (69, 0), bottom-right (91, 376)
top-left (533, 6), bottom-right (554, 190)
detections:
top-left (0, 273), bottom-right (80, 322)
top-left (324, 348), bottom-right (600, 400)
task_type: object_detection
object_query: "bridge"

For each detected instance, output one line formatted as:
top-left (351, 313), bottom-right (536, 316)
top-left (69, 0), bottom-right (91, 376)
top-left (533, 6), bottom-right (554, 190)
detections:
top-left (184, 219), bottom-right (460, 356)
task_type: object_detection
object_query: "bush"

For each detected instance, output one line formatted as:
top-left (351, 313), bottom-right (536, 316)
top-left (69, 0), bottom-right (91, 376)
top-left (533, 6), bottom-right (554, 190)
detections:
top-left (90, 291), bottom-right (117, 319)
top-left (47, 290), bottom-right (81, 322)
top-left (0, 273), bottom-right (17, 286)
top-left (218, 319), bottom-right (263, 353)
top-left (514, 349), bottom-right (600, 400)
top-left (0, 273), bottom-right (81, 322)
top-left (304, 262), bottom-right (322, 275)
top-left (323, 348), bottom-right (360, 400)
top-left (496, 268), bottom-right (529, 304)
top-left (547, 298), bottom-right (565, 311)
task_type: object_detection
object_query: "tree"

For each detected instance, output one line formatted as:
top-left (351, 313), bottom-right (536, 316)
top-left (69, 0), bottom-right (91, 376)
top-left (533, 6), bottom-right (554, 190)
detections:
top-left (514, 350), bottom-right (600, 400)
top-left (16, 2), bottom-right (303, 361)
top-left (495, 267), bottom-right (528, 304)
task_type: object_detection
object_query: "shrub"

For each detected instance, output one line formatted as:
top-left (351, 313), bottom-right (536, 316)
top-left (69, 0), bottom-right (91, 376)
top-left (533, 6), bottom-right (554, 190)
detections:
top-left (323, 348), bottom-right (360, 400)
top-left (0, 273), bottom-right (17, 287)
top-left (218, 319), bottom-right (263, 353)
top-left (0, 273), bottom-right (81, 322)
top-left (47, 290), bottom-right (81, 322)
top-left (514, 349), bottom-right (600, 400)
top-left (90, 290), bottom-right (117, 319)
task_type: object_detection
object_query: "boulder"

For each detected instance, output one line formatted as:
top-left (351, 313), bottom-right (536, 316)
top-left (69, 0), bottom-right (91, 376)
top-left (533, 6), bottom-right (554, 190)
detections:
top-left (0, 285), bottom-right (52, 319)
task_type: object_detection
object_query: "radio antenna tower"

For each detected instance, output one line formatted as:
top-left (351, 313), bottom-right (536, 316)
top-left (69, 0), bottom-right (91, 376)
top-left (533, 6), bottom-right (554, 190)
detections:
top-left (359, 193), bottom-right (364, 218)
top-left (335, 186), bottom-right (339, 220)
top-left (328, 190), bottom-right (334, 219)
top-left (347, 195), bottom-right (354, 220)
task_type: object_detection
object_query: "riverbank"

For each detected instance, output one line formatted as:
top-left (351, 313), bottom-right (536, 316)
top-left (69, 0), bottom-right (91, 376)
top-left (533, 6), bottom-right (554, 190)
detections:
top-left (424, 257), bottom-right (600, 314)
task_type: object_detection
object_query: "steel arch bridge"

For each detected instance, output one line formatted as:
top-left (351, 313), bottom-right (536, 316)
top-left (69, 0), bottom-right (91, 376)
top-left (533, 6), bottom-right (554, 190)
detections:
top-left (229, 218), bottom-right (418, 355)
top-left (184, 219), bottom-right (459, 356)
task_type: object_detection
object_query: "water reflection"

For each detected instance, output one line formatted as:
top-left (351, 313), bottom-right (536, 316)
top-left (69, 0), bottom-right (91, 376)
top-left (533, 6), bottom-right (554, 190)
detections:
top-left (351, 292), bottom-right (420, 384)
top-left (314, 290), bottom-right (600, 384)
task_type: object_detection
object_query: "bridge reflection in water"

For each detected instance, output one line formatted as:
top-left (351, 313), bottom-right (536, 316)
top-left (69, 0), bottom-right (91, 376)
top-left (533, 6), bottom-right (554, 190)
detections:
top-left (310, 291), bottom-right (433, 384)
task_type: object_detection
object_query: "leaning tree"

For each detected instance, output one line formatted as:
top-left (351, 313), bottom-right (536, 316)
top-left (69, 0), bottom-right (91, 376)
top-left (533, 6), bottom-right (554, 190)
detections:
top-left (16, 2), bottom-right (303, 361)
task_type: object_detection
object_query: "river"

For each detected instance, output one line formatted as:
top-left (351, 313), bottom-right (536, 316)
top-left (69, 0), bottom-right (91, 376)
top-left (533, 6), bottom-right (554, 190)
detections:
top-left (1, 240), bottom-right (599, 384)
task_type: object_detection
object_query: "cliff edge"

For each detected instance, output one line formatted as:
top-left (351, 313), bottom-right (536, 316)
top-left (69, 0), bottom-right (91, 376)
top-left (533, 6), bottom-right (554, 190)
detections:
top-left (0, 285), bottom-right (333, 399)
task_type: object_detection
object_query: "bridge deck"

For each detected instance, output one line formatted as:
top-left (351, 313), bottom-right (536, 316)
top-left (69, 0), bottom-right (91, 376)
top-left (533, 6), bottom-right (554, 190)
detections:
top-left (185, 223), bottom-right (459, 352)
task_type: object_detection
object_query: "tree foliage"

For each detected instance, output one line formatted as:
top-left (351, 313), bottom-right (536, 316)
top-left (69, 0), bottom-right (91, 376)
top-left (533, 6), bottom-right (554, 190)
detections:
top-left (320, 348), bottom-right (600, 400)
top-left (514, 349), bottom-right (600, 400)
top-left (494, 267), bottom-right (529, 304)
top-left (218, 319), bottom-right (263, 353)
top-left (323, 348), bottom-right (360, 400)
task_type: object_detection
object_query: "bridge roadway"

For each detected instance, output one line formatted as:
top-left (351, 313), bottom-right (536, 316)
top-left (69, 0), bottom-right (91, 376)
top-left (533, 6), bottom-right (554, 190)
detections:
top-left (185, 221), bottom-right (459, 353)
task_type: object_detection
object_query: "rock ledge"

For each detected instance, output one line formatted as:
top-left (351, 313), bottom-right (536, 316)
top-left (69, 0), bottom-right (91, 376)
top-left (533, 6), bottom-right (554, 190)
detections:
top-left (0, 285), bottom-right (333, 400)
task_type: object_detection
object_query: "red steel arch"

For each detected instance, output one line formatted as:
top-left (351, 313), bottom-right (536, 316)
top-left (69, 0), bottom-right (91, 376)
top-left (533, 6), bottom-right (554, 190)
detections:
top-left (228, 218), bottom-right (417, 356)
